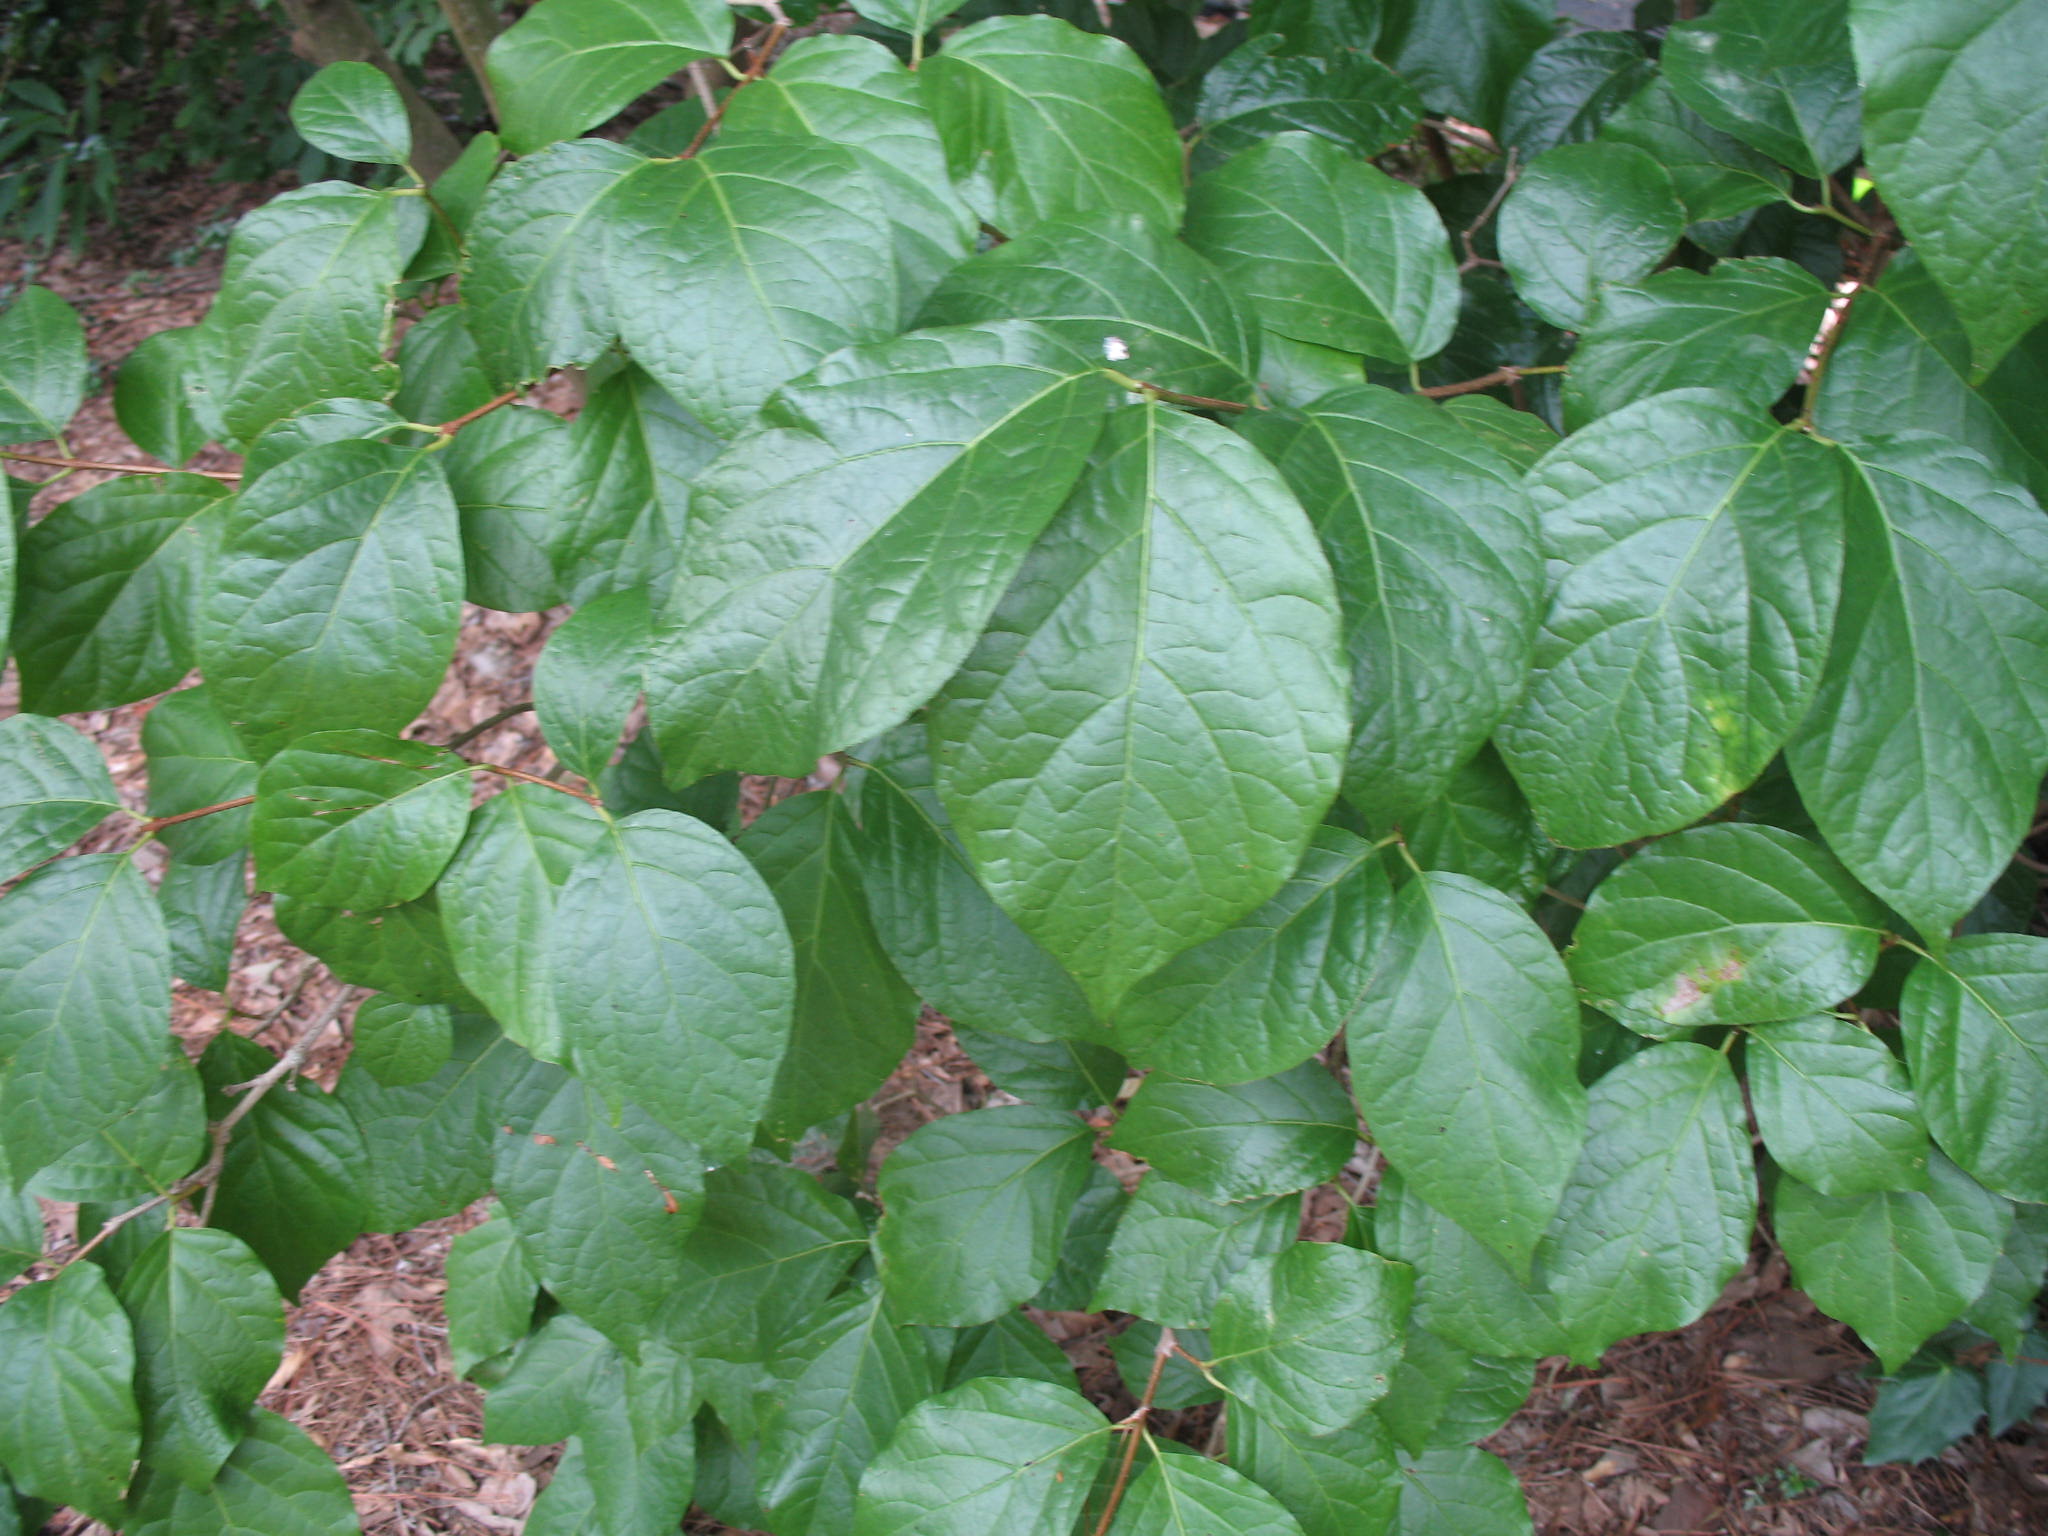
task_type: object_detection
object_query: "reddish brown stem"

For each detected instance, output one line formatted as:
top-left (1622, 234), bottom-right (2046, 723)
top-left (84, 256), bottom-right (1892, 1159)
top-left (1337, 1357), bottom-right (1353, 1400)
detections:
top-left (435, 388), bottom-right (522, 436)
top-left (680, 20), bottom-right (787, 157)
top-left (476, 761), bottom-right (603, 806)
top-left (1089, 1326), bottom-right (1177, 1536)
top-left (139, 795), bottom-right (256, 833)
top-left (3, 449), bottom-right (239, 482)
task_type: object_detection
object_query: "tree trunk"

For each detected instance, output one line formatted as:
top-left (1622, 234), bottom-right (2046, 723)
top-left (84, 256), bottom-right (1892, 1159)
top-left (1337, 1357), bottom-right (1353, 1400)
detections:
top-left (436, 0), bottom-right (504, 120)
top-left (273, 0), bottom-right (463, 178)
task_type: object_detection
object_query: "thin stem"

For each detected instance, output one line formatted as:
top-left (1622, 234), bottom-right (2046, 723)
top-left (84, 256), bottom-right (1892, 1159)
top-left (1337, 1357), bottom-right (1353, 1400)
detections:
top-left (138, 795), bottom-right (255, 834)
top-left (1089, 1326), bottom-right (1177, 1536)
top-left (1100, 369), bottom-right (1254, 412)
top-left (442, 701), bottom-right (535, 750)
top-left (435, 388), bottom-right (522, 436)
top-left (3, 449), bottom-right (239, 482)
top-left (475, 761), bottom-right (603, 805)
top-left (1457, 148), bottom-right (1518, 273)
top-left (1800, 244), bottom-right (1896, 430)
top-left (680, 19), bottom-right (786, 157)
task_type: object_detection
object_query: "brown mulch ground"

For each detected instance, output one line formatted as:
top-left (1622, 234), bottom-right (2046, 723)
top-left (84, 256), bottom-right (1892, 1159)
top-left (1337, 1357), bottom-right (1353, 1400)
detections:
top-left (5, 189), bottom-right (2046, 1536)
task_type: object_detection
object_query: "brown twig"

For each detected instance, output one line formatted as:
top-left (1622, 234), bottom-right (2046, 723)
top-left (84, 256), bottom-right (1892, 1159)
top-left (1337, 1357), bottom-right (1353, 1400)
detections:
top-left (1103, 369), bottom-right (1256, 412)
top-left (440, 701), bottom-right (535, 751)
top-left (3, 449), bottom-right (239, 482)
top-left (433, 388), bottom-right (522, 437)
top-left (475, 761), bottom-right (603, 805)
top-left (1089, 1326), bottom-right (1177, 1536)
top-left (1413, 364), bottom-right (1564, 399)
top-left (1458, 148), bottom-right (1519, 273)
top-left (679, 18), bottom-right (787, 157)
top-left (137, 794), bottom-right (256, 834)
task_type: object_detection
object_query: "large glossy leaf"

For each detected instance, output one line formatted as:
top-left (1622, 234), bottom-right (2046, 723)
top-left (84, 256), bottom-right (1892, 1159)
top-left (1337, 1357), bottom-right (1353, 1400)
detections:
top-left (114, 327), bottom-right (212, 469)
top-left (1901, 936), bottom-right (2048, 1203)
top-left (486, 0), bottom-right (729, 154)
top-left (1776, 1153), bottom-right (2011, 1371)
top-left (0, 1180), bottom-right (36, 1283)
top-left (741, 791), bottom-right (920, 1139)
top-left (1194, 34), bottom-right (1422, 167)
top-left (240, 396), bottom-right (406, 483)
top-left (1497, 392), bottom-right (1847, 847)
top-left (647, 322), bottom-right (1104, 785)
top-left (23, 1051), bottom-right (205, 1206)
top-left (1535, 1043), bottom-right (1755, 1363)
top-left (251, 730), bottom-right (471, 909)
top-left (1241, 385), bottom-right (1541, 820)
top-left (758, 1286), bottom-right (935, 1536)
top-left (1109, 1061), bottom-right (1354, 1203)
top-left (1499, 31), bottom-right (1654, 158)
top-left (125, 1408), bottom-right (360, 1536)
top-left (1664, 0), bottom-right (1860, 178)
top-left (1092, 1176), bottom-right (1295, 1329)
top-left (439, 404), bottom-right (571, 612)
top-left (932, 402), bottom-right (1346, 1013)
top-left (486, 1313), bottom-right (617, 1444)
top-left (1206, 1241), bottom-right (1411, 1437)
top-left (494, 1077), bottom-right (704, 1348)
top-left (349, 994), bottom-right (451, 1087)
top-left (1569, 824), bottom-right (1887, 1034)
top-left (604, 135), bottom-right (902, 435)
top-left (118, 1228), bottom-right (283, 1491)
top-left (444, 1211), bottom-right (536, 1377)
top-left (875, 1103), bottom-right (1097, 1326)
top-left (1230, 1407), bottom-right (1402, 1536)
top-left (1494, 142), bottom-right (1684, 332)
top-left (922, 16), bottom-right (1182, 238)
top-left (919, 214), bottom-right (1258, 403)
top-left (522, 1342), bottom-right (696, 1536)
top-left (1598, 77), bottom-right (1791, 224)
top-left (849, 728), bottom-right (1095, 1044)
top-left (0, 714), bottom-right (119, 882)
top-left (289, 61), bottom-right (409, 165)
top-left (1375, 1167), bottom-right (1569, 1366)
top-left (1748, 1016), bottom-right (1930, 1196)
top-left (142, 686), bottom-right (256, 866)
top-left (1396, 748), bottom-right (1551, 902)
top-left (0, 1264), bottom-right (138, 1523)
top-left (1564, 258), bottom-right (1831, 428)
top-left (189, 184), bottom-right (416, 444)
top-left (549, 810), bottom-right (792, 1158)
top-left (273, 891), bottom-right (478, 1008)
top-left (201, 440), bottom-right (463, 760)
top-left (1784, 434), bottom-right (2048, 940)
top-left (1347, 872), bottom-right (1585, 1276)
top-left (12, 474), bottom-right (230, 713)
top-left (1119, 1446), bottom-right (1308, 1535)
top-left (851, 1376), bottom-right (1109, 1536)
top-left (1375, 1327), bottom-right (1532, 1455)
top-left (1378, 0), bottom-right (1552, 132)
top-left (532, 589), bottom-right (646, 783)
top-left (1184, 132), bottom-right (1458, 364)
top-left (1113, 827), bottom-right (1392, 1086)
top-left (0, 285), bottom-right (87, 442)
top-left (0, 853), bottom-right (171, 1181)
top-left (1395, 1445), bottom-right (1534, 1536)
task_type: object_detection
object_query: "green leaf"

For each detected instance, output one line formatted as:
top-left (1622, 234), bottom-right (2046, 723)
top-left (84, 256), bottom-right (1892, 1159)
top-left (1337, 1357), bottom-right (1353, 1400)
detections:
top-left (142, 686), bottom-right (256, 865)
top-left (486, 1313), bottom-right (614, 1443)
top-left (273, 892), bottom-right (477, 1007)
top-left (350, 994), bottom-right (452, 1087)
top-left (12, 472), bottom-right (229, 713)
top-left (659, 1156), bottom-right (868, 1364)
top-left (1109, 1062), bottom-right (1354, 1203)
top-left (439, 404), bottom-right (570, 612)
top-left (845, 0), bottom-right (962, 34)
top-left (1901, 935), bottom-right (2048, 1203)
top-left (875, 1103), bottom-right (1097, 1326)
top-left (1114, 828), bottom-right (1392, 1086)
top-left (1495, 142), bottom-right (1684, 332)
top-left (201, 1031), bottom-right (368, 1299)
top-left (1776, 1152), bottom-right (2011, 1371)
top-left (523, 1343), bottom-right (696, 1536)
top-left (849, 730), bottom-right (1095, 1044)
top-left (1375, 1327), bottom-right (1533, 1455)
top-left (1784, 434), bottom-right (2048, 940)
top-left (0, 714), bottom-right (119, 882)
top-left (1108, 1322), bottom-right (1218, 1409)
top-left (0, 1172), bottom-right (38, 1281)
top-left (1497, 392), bottom-right (1847, 847)
top-left (1964, 1206), bottom-right (2048, 1357)
top-left (851, 1376), bottom-right (1110, 1536)
top-left (1748, 1017), bottom-right (1930, 1196)
top-left (759, 1286), bottom-right (936, 1536)
top-left (251, 730), bottom-right (471, 909)
top-left (1864, 1357), bottom-right (1990, 1465)
top-left (24, 1052), bottom-right (205, 1206)
top-left (1032, 1162), bottom-right (1126, 1312)
top-left (1241, 385), bottom-right (1541, 820)
top-left (1230, 1407), bottom-right (1401, 1536)
top-left (941, 1312), bottom-right (1073, 1392)
top-left (0, 285), bottom-right (87, 443)
top-left (1092, 1176), bottom-right (1295, 1329)
top-left (1664, 0), bottom-right (1860, 179)
top-left (1396, 748), bottom-right (1551, 903)
top-left (1347, 872), bottom-right (1586, 1276)
top-left (118, 1228), bottom-right (284, 1490)
top-left (494, 1076), bottom-right (704, 1348)
top-left (647, 321), bottom-right (1105, 784)
top-left (125, 1408), bottom-right (360, 1536)
top-left (741, 792), bottom-right (921, 1140)
top-left (405, 130), bottom-right (502, 283)
top-left (0, 1264), bottom-right (139, 1522)
top-left (1986, 1326), bottom-right (2048, 1434)
top-left (1535, 1043), bottom-right (1755, 1363)
top-left (1394, 1445), bottom-right (1534, 1536)
top-left (160, 853), bottom-right (245, 994)
top-left (0, 853), bottom-right (172, 1182)
top-left (933, 402), bottom-right (1346, 1013)
top-left (445, 1211), bottom-right (536, 1378)
top-left (189, 184), bottom-right (417, 444)
top-left (919, 214), bottom-right (1259, 404)
top-left (1564, 258), bottom-right (1831, 427)
top-left (114, 328), bottom-right (211, 468)
top-left (1598, 77), bottom-right (1791, 225)
top-left (392, 307), bottom-right (493, 427)
top-left (923, 16), bottom-right (1183, 239)
top-left (1378, 0), bottom-right (1550, 132)
top-left (1118, 1445), bottom-right (1308, 1535)
top-left (550, 809), bottom-right (794, 1162)
top-left (1206, 1241), bottom-right (1412, 1437)
top-left (436, 784), bottom-right (608, 1060)
top-left (486, 0), bottom-right (730, 154)
top-left (951, 1028), bottom-right (1126, 1111)
top-left (1982, 316), bottom-right (2048, 495)
top-left (1184, 132), bottom-right (1459, 364)
top-left (201, 440), bottom-right (463, 760)
top-left (1500, 31), bottom-right (1655, 158)
top-left (289, 61), bottom-right (410, 165)
top-left (1568, 824), bottom-right (1887, 1033)
top-left (462, 138), bottom-right (648, 386)
top-left (1194, 34), bottom-right (1423, 168)
top-left (243, 397), bottom-right (406, 482)
top-left (604, 135), bottom-right (903, 436)
top-left (533, 588), bottom-right (647, 782)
